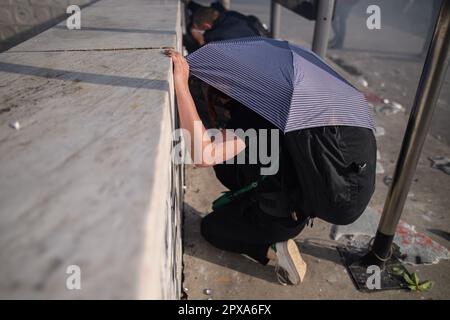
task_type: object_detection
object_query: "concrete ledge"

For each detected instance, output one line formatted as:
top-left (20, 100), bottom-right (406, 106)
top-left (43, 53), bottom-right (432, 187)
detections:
top-left (0, 0), bottom-right (182, 299)
top-left (0, 0), bottom-right (98, 52)
top-left (9, 1), bottom-right (180, 52)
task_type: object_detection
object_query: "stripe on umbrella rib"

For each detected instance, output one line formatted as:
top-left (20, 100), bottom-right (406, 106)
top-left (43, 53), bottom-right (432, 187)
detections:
top-left (210, 38), bottom-right (295, 88)
top-left (188, 44), bottom-right (293, 130)
top-left (204, 36), bottom-right (269, 47)
top-left (187, 38), bottom-right (375, 132)
top-left (191, 63), bottom-right (291, 113)
top-left (289, 43), bottom-right (356, 90)
top-left (286, 111), bottom-right (373, 128)
top-left (284, 43), bottom-right (298, 134)
top-left (200, 77), bottom-right (289, 130)
top-left (289, 52), bottom-right (374, 131)
top-left (191, 69), bottom-right (289, 130)
top-left (188, 40), bottom-right (293, 95)
top-left (285, 106), bottom-right (374, 131)
top-left (284, 123), bottom-right (373, 133)
top-left (287, 95), bottom-right (374, 130)
top-left (188, 38), bottom-right (294, 128)
top-left (189, 44), bottom-right (292, 97)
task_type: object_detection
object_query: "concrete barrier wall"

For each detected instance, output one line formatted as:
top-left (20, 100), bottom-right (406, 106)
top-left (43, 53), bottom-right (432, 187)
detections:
top-left (0, 0), bottom-right (183, 299)
top-left (0, 0), bottom-right (97, 52)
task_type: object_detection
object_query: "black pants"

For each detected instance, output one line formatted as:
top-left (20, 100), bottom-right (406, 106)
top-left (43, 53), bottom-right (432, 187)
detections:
top-left (200, 197), bottom-right (308, 265)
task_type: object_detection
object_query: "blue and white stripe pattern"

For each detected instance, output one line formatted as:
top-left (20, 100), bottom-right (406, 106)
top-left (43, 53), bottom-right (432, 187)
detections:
top-left (187, 37), bottom-right (374, 133)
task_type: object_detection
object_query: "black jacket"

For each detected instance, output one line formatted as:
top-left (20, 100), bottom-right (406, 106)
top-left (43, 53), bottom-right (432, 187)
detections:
top-left (185, 1), bottom-right (261, 52)
top-left (204, 10), bottom-right (260, 43)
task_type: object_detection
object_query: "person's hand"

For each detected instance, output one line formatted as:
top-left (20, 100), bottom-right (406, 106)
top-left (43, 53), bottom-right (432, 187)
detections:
top-left (190, 28), bottom-right (205, 46)
top-left (164, 49), bottom-right (190, 88)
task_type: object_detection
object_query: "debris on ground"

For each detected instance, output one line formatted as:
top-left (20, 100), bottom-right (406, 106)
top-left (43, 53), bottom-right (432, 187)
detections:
top-left (376, 151), bottom-right (384, 174)
top-left (428, 156), bottom-right (450, 175)
top-left (356, 76), bottom-right (368, 88)
top-left (364, 91), bottom-right (383, 105)
top-left (203, 288), bottom-right (212, 295)
top-left (421, 214), bottom-right (432, 223)
top-left (374, 99), bottom-right (406, 115)
top-left (8, 121), bottom-right (20, 130)
top-left (375, 126), bottom-right (385, 137)
top-left (392, 265), bottom-right (433, 292)
top-left (331, 207), bottom-right (450, 265)
top-left (421, 210), bottom-right (443, 223)
top-left (383, 175), bottom-right (419, 187)
top-left (376, 162), bottom-right (385, 174)
top-left (383, 175), bottom-right (393, 186)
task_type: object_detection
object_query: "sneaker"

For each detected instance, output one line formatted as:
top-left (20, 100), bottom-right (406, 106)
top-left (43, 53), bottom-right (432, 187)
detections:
top-left (273, 239), bottom-right (307, 285)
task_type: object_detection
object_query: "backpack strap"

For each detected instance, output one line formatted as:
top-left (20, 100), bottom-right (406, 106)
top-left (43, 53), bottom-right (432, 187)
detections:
top-left (212, 180), bottom-right (259, 210)
top-left (211, 156), bottom-right (278, 211)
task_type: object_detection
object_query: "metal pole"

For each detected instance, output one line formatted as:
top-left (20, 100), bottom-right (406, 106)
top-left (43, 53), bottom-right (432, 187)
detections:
top-left (369, 0), bottom-right (450, 264)
top-left (270, 0), bottom-right (281, 39)
top-left (312, 0), bottom-right (335, 57)
top-left (219, 0), bottom-right (230, 10)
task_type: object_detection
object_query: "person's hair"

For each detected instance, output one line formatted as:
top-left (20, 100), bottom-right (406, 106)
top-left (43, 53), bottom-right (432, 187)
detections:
top-left (208, 85), bottom-right (230, 101)
top-left (193, 7), bottom-right (219, 28)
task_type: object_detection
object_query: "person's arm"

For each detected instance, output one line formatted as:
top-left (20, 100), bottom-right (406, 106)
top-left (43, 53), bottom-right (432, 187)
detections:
top-left (165, 49), bottom-right (245, 167)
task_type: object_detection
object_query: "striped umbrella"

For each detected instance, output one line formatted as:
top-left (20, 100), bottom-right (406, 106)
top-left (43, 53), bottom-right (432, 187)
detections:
top-left (186, 37), bottom-right (374, 133)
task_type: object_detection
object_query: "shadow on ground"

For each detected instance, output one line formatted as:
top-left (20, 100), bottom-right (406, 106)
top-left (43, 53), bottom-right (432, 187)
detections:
top-left (183, 202), bottom-right (345, 285)
top-left (183, 202), bottom-right (278, 284)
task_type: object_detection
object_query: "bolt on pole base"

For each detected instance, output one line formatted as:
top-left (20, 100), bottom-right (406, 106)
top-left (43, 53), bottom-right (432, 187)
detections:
top-left (337, 245), bottom-right (408, 292)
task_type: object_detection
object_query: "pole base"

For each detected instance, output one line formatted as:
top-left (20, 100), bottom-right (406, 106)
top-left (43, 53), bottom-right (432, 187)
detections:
top-left (337, 245), bottom-right (409, 292)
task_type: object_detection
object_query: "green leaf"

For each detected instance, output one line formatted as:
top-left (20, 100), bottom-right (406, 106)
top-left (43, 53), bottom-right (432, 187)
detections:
top-left (392, 266), bottom-right (404, 275)
top-left (403, 272), bottom-right (415, 286)
top-left (408, 285), bottom-right (418, 291)
top-left (412, 272), bottom-right (420, 286)
top-left (418, 281), bottom-right (433, 292)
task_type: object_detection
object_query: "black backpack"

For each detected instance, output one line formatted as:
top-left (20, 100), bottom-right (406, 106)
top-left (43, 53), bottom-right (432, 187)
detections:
top-left (283, 126), bottom-right (376, 225)
top-left (212, 126), bottom-right (376, 226)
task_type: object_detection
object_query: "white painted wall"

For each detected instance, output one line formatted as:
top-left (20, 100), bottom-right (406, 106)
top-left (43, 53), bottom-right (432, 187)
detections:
top-left (0, 0), bottom-right (183, 299)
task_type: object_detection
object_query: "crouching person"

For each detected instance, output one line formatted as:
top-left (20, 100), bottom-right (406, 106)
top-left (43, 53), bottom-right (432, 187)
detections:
top-left (166, 49), bottom-right (376, 286)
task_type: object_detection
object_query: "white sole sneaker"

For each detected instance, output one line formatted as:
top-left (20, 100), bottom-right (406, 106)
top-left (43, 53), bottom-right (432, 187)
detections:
top-left (275, 239), bottom-right (307, 285)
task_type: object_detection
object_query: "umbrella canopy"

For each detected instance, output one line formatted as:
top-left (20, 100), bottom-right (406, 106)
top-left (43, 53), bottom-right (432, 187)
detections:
top-left (186, 37), bottom-right (374, 133)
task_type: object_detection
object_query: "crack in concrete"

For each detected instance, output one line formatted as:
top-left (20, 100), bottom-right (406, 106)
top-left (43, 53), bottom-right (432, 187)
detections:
top-left (6, 46), bottom-right (175, 53)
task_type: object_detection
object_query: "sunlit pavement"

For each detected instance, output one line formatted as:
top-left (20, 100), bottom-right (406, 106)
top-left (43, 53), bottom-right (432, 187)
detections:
top-left (182, 0), bottom-right (450, 300)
